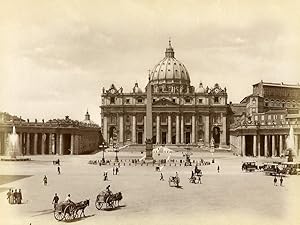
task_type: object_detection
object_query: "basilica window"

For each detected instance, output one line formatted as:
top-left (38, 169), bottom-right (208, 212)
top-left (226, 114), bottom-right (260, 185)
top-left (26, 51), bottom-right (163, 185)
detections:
top-left (185, 98), bottom-right (191, 103)
top-left (137, 98), bottom-right (143, 103)
top-left (126, 99), bottom-right (130, 104)
top-left (110, 115), bottom-right (117, 124)
top-left (214, 97), bottom-right (219, 103)
top-left (110, 97), bottom-right (115, 104)
top-left (198, 99), bottom-right (203, 104)
top-left (137, 115), bottom-right (143, 123)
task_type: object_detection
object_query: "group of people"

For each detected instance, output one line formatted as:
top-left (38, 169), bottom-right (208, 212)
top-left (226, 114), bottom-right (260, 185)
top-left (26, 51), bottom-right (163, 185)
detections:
top-left (112, 167), bottom-right (119, 175)
top-left (7, 189), bottom-right (22, 204)
top-left (273, 176), bottom-right (284, 186)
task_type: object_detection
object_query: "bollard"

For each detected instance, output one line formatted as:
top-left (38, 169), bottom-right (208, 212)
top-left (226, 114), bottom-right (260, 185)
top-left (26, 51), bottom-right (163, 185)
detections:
top-left (124, 163), bottom-right (125, 166)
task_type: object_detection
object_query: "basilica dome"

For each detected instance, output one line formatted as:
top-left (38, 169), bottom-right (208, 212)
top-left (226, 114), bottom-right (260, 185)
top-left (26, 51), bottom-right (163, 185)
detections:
top-left (149, 41), bottom-right (190, 86)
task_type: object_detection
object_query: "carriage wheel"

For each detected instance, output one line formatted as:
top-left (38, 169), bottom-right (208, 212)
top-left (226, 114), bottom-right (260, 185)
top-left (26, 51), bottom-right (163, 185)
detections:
top-left (64, 205), bottom-right (75, 221)
top-left (95, 200), bottom-right (104, 210)
top-left (54, 210), bottom-right (64, 221)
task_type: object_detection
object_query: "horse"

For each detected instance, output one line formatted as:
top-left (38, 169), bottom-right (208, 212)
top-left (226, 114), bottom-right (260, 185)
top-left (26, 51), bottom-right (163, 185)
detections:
top-left (74, 199), bottom-right (89, 218)
top-left (113, 192), bottom-right (123, 206)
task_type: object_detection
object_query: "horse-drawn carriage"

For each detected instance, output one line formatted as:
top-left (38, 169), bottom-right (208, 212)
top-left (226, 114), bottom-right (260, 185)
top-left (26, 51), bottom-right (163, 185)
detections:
top-left (53, 200), bottom-right (89, 221)
top-left (169, 176), bottom-right (180, 187)
top-left (189, 175), bottom-right (202, 184)
top-left (95, 191), bottom-right (123, 210)
top-left (242, 161), bottom-right (258, 172)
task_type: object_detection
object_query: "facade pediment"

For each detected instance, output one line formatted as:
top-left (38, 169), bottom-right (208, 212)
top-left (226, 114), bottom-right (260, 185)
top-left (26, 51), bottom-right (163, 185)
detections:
top-left (153, 98), bottom-right (177, 106)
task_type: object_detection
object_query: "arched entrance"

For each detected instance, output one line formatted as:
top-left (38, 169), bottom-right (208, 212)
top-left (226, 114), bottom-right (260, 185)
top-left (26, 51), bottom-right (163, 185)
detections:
top-left (212, 127), bottom-right (220, 147)
top-left (109, 126), bottom-right (117, 144)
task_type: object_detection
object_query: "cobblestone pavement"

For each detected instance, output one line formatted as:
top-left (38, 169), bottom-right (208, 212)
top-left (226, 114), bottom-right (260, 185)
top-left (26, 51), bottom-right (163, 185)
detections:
top-left (0, 151), bottom-right (299, 225)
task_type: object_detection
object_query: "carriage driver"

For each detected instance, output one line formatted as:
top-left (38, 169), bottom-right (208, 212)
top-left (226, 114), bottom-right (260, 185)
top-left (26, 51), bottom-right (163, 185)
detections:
top-left (65, 194), bottom-right (74, 204)
top-left (106, 185), bottom-right (112, 195)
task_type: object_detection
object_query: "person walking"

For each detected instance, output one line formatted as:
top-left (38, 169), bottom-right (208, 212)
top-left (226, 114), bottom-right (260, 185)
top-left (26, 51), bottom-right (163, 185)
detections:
top-left (160, 173), bottom-right (164, 181)
top-left (273, 176), bottom-right (278, 186)
top-left (57, 166), bottom-right (61, 175)
top-left (52, 193), bottom-right (59, 209)
top-left (116, 167), bottom-right (119, 175)
top-left (7, 189), bottom-right (12, 204)
top-left (17, 189), bottom-right (22, 204)
top-left (9, 190), bottom-right (14, 204)
top-left (113, 167), bottom-right (115, 175)
top-left (217, 165), bottom-right (220, 173)
top-left (43, 175), bottom-right (48, 185)
top-left (280, 176), bottom-right (283, 186)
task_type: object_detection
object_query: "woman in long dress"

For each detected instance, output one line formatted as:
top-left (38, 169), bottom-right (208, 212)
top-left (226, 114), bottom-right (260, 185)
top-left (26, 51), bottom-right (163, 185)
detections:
top-left (9, 190), bottom-right (14, 204)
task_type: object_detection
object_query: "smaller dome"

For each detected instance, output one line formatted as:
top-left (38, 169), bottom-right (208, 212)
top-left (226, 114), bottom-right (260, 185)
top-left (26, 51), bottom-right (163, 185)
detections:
top-left (196, 82), bottom-right (205, 93)
top-left (133, 82), bottom-right (143, 93)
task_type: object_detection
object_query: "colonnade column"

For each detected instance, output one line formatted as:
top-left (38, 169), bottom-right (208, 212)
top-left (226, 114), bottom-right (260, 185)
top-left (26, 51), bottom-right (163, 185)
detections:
top-left (191, 114), bottom-right (195, 144)
top-left (119, 115), bottom-right (124, 144)
top-left (271, 135), bottom-right (275, 157)
top-left (41, 134), bottom-right (46, 155)
top-left (204, 116), bottom-right (210, 145)
top-left (167, 114), bottom-right (171, 144)
top-left (176, 115), bottom-right (180, 144)
top-left (257, 135), bottom-right (261, 157)
top-left (103, 116), bottom-right (108, 143)
top-left (253, 135), bottom-right (257, 157)
top-left (156, 114), bottom-right (160, 144)
top-left (295, 135), bottom-right (299, 157)
top-left (26, 133), bottom-right (30, 155)
top-left (19, 133), bottom-right (23, 155)
top-left (241, 135), bottom-right (245, 156)
top-left (70, 134), bottom-right (74, 155)
top-left (59, 134), bottom-right (63, 155)
top-left (33, 133), bottom-right (38, 155)
top-left (264, 135), bottom-right (268, 157)
top-left (132, 115), bottom-right (136, 144)
top-left (181, 114), bottom-right (184, 144)
top-left (74, 135), bottom-right (79, 155)
top-left (143, 115), bottom-right (146, 143)
top-left (279, 135), bottom-right (283, 157)
top-left (49, 134), bottom-right (53, 154)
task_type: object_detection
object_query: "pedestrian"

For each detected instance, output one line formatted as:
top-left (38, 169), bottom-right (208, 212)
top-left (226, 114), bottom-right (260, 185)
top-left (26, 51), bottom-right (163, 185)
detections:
top-left (116, 167), bottom-right (119, 175)
top-left (9, 190), bottom-right (14, 204)
top-left (273, 176), bottom-right (277, 186)
top-left (113, 167), bottom-right (115, 175)
top-left (160, 173), bottom-right (164, 181)
top-left (43, 175), bottom-right (48, 185)
top-left (57, 166), bottom-right (61, 175)
top-left (7, 189), bottom-right (11, 204)
top-left (13, 189), bottom-right (18, 204)
top-left (17, 189), bottom-right (22, 204)
top-left (280, 176), bottom-right (283, 186)
top-left (52, 193), bottom-right (59, 209)
top-left (217, 165), bottom-right (220, 173)
top-left (57, 159), bottom-right (60, 165)
top-left (191, 170), bottom-right (194, 178)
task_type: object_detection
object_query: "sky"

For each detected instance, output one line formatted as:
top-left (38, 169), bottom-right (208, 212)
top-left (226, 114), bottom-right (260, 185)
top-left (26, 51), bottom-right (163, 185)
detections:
top-left (0, 0), bottom-right (300, 125)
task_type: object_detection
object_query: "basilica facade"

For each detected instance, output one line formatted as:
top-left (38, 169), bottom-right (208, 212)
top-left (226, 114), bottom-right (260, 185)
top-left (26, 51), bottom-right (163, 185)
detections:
top-left (100, 42), bottom-right (229, 147)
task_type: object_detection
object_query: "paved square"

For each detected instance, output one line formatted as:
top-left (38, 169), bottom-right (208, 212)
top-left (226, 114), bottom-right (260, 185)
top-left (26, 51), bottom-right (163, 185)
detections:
top-left (0, 151), bottom-right (299, 225)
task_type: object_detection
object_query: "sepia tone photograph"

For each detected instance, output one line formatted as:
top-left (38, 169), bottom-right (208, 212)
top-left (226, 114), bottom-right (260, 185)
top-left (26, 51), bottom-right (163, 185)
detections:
top-left (0, 1), bottom-right (300, 225)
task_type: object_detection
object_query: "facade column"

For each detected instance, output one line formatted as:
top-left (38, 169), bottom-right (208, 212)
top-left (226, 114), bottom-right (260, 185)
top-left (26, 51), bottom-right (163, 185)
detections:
top-left (167, 114), bottom-right (172, 144)
top-left (264, 135), bottom-right (268, 157)
top-left (119, 115), bottom-right (124, 144)
top-left (271, 135), bottom-right (275, 157)
top-left (257, 135), bottom-right (261, 157)
top-left (70, 134), bottom-right (74, 155)
top-left (132, 115), bottom-right (136, 144)
top-left (253, 135), bottom-right (257, 157)
top-left (176, 115), bottom-right (180, 144)
top-left (204, 115), bottom-right (210, 145)
top-left (26, 133), bottom-right (30, 155)
top-left (103, 116), bottom-right (108, 143)
top-left (143, 115), bottom-right (146, 143)
top-left (59, 134), bottom-right (64, 155)
top-left (19, 133), bottom-right (23, 155)
top-left (191, 114), bottom-right (196, 144)
top-left (295, 135), bottom-right (299, 157)
top-left (181, 115), bottom-right (184, 144)
top-left (49, 134), bottom-right (53, 154)
top-left (33, 133), bottom-right (38, 155)
top-left (241, 135), bottom-right (246, 156)
top-left (156, 114), bottom-right (160, 144)
top-left (74, 135), bottom-right (79, 155)
top-left (221, 114), bottom-right (227, 145)
top-left (41, 133), bottom-right (46, 155)
top-left (279, 135), bottom-right (283, 157)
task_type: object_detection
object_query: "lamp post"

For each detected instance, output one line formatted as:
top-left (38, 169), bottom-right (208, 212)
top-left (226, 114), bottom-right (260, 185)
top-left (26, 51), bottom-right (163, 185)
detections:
top-left (99, 142), bottom-right (106, 163)
top-left (183, 144), bottom-right (192, 166)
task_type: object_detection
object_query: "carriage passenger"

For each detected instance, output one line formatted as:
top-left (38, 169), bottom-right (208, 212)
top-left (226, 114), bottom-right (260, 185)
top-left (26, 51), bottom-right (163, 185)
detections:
top-left (65, 194), bottom-right (74, 204)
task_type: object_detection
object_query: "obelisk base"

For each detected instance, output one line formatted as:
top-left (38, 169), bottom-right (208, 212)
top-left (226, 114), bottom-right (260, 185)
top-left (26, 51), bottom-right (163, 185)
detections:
top-left (145, 138), bottom-right (153, 161)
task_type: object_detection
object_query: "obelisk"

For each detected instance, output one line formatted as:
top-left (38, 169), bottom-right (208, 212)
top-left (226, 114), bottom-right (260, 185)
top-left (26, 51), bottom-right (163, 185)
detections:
top-left (145, 82), bottom-right (153, 160)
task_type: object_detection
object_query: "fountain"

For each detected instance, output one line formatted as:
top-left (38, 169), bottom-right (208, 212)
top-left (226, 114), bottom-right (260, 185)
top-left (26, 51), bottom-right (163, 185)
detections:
top-left (286, 125), bottom-right (296, 162)
top-left (1, 126), bottom-right (31, 161)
